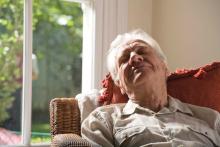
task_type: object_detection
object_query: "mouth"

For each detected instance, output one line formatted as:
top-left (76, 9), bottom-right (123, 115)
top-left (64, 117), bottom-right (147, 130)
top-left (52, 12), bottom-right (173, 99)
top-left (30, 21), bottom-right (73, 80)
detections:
top-left (133, 67), bottom-right (144, 73)
top-left (126, 66), bottom-right (146, 83)
top-left (126, 63), bottom-right (152, 82)
top-left (132, 65), bottom-right (149, 73)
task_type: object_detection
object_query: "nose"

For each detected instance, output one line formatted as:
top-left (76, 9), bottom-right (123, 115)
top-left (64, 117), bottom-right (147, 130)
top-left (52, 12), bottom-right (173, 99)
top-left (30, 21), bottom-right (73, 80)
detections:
top-left (128, 52), bottom-right (143, 66)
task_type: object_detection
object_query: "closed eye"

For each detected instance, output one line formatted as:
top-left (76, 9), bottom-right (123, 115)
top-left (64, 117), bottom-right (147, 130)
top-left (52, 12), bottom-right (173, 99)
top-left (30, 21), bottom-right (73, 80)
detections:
top-left (119, 55), bottom-right (129, 66)
top-left (136, 47), bottom-right (147, 55)
top-left (118, 48), bottom-right (131, 66)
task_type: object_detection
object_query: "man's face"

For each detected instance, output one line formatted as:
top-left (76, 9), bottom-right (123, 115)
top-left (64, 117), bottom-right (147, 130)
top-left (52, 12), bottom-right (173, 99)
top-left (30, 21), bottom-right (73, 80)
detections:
top-left (115, 39), bottom-right (168, 94)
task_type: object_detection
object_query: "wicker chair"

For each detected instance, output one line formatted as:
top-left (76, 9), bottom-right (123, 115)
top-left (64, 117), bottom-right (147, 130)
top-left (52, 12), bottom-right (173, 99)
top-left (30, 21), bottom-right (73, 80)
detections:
top-left (50, 98), bottom-right (91, 147)
top-left (49, 62), bottom-right (220, 146)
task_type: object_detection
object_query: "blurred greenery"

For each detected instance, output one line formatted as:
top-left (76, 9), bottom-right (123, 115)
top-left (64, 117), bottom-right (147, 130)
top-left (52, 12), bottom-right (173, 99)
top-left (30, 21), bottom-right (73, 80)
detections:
top-left (31, 136), bottom-right (51, 144)
top-left (32, 123), bottom-right (50, 133)
top-left (0, 0), bottom-right (83, 142)
top-left (0, 0), bottom-right (23, 124)
top-left (32, 0), bottom-right (83, 118)
top-left (31, 123), bottom-right (51, 143)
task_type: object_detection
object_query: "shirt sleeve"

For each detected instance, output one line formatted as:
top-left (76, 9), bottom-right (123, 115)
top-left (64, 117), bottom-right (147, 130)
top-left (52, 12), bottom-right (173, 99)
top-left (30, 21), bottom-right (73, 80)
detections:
top-left (81, 108), bottom-right (114, 147)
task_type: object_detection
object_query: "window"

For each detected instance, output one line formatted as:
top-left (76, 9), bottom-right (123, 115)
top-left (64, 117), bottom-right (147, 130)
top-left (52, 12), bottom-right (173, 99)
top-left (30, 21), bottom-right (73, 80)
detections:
top-left (0, 0), bottom-right (127, 146)
top-left (31, 0), bottom-right (83, 144)
top-left (0, 0), bottom-right (23, 145)
top-left (0, 0), bottom-right (83, 146)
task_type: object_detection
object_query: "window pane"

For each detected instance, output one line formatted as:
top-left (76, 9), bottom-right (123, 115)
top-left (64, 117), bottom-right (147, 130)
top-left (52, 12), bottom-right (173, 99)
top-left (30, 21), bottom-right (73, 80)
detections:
top-left (32, 0), bottom-right (83, 144)
top-left (0, 0), bottom-right (23, 145)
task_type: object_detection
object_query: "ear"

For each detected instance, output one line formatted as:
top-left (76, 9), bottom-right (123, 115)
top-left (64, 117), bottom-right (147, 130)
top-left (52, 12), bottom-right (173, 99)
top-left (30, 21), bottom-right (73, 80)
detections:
top-left (161, 61), bottom-right (170, 77)
top-left (165, 67), bottom-right (170, 77)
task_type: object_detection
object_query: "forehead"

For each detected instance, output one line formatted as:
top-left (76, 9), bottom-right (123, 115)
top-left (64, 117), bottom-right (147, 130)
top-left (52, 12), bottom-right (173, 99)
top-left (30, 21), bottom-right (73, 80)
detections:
top-left (125, 39), bottom-right (149, 46)
top-left (117, 39), bottom-right (152, 54)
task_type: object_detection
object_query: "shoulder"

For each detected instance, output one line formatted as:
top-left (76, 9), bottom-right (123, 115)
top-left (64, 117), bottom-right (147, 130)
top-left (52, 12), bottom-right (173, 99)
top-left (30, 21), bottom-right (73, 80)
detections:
top-left (82, 103), bottom-right (126, 129)
top-left (91, 103), bottom-right (126, 116)
top-left (170, 96), bottom-right (219, 115)
top-left (173, 97), bottom-right (220, 127)
top-left (86, 103), bottom-right (126, 122)
top-left (186, 102), bottom-right (220, 117)
top-left (96, 103), bottom-right (126, 111)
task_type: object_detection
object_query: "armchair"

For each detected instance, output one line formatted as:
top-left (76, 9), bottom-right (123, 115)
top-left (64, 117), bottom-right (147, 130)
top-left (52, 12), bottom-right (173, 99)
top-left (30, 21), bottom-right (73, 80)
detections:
top-left (50, 62), bottom-right (220, 147)
top-left (50, 98), bottom-right (91, 147)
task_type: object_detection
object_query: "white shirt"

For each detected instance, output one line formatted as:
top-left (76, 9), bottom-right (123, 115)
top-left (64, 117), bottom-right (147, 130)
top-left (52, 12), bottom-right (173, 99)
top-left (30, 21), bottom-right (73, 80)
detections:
top-left (81, 96), bottom-right (220, 147)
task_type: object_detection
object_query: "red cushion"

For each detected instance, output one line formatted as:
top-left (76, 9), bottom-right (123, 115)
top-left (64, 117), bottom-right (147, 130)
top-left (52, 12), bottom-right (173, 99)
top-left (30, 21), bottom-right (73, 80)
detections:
top-left (99, 74), bottom-right (128, 105)
top-left (99, 62), bottom-right (220, 112)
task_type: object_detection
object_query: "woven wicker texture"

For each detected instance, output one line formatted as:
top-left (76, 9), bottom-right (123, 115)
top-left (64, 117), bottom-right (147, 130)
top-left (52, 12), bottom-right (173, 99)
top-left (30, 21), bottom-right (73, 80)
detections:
top-left (51, 134), bottom-right (91, 147)
top-left (50, 98), bottom-right (81, 137)
top-left (50, 98), bottom-right (92, 146)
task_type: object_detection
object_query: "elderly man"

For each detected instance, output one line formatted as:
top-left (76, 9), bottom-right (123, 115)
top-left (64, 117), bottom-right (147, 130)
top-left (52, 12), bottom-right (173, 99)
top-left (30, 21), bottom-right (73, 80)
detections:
top-left (81, 30), bottom-right (220, 147)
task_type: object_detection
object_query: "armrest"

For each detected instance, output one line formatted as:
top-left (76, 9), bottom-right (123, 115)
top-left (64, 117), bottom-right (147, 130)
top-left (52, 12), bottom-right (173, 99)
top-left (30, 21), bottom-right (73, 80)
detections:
top-left (50, 98), bottom-right (81, 138)
top-left (51, 134), bottom-right (91, 147)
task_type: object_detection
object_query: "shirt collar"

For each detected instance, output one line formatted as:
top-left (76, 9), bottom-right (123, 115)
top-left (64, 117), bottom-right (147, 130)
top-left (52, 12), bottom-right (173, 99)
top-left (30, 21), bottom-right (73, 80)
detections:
top-left (122, 95), bottom-right (193, 116)
top-left (122, 100), bottom-right (139, 115)
top-left (168, 95), bottom-right (193, 116)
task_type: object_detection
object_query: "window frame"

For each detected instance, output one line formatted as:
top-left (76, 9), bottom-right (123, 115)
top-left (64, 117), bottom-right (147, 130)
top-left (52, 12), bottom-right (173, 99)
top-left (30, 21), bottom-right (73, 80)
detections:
top-left (3, 0), bottom-right (128, 146)
top-left (82, 0), bottom-right (128, 92)
top-left (22, 0), bottom-right (33, 146)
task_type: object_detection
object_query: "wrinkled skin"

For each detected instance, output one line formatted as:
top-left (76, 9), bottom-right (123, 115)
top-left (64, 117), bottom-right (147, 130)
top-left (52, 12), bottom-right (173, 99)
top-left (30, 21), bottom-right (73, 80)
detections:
top-left (115, 39), bottom-right (169, 111)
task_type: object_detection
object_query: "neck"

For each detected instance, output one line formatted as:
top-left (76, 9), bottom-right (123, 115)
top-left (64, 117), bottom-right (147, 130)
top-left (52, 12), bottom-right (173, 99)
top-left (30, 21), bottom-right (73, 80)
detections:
top-left (128, 83), bottom-right (168, 112)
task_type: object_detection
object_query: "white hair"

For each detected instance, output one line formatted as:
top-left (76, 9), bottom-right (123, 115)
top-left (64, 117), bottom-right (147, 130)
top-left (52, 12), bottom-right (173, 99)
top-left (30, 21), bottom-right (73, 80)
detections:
top-left (107, 29), bottom-right (167, 82)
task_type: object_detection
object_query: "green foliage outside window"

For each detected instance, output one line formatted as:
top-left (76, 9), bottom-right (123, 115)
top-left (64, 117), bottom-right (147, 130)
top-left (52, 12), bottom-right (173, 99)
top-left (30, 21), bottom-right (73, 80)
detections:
top-left (0, 0), bottom-right (82, 133)
top-left (0, 0), bottom-right (23, 124)
top-left (32, 0), bottom-right (83, 124)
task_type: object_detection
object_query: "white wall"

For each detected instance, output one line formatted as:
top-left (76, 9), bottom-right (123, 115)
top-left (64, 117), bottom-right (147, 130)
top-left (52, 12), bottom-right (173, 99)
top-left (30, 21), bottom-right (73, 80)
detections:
top-left (128, 0), bottom-right (152, 34)
top-left (128, 0), bottom-right (220, 72)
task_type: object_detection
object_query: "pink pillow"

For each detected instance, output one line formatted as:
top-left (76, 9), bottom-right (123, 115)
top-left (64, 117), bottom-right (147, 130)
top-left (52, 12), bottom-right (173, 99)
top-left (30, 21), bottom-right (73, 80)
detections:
top-left (99, 62), bottom-right (220, 112)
